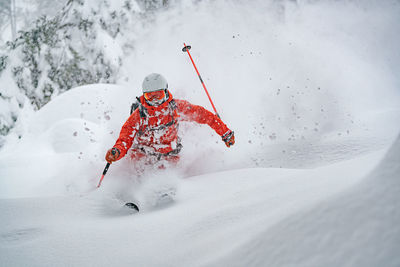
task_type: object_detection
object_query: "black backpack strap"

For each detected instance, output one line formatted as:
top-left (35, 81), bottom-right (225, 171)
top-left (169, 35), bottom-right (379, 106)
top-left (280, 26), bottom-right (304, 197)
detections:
top-left (136, 97), bottom-right (148, 118)
top-left (130, 102), bottom-right (139, 115)
top-left (169, 99), bottom-right (177, 111)
top-left (130, 97), bottom-right (148, 118)
top-left (129, 97), bottom-right (148, 136)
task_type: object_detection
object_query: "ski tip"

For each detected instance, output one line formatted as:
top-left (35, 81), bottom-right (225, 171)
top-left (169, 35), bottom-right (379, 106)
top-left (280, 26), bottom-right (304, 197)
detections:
top-left (182, 44), bottom-right (191, 52)
top-left (125, 202), bottom-right (139, 212)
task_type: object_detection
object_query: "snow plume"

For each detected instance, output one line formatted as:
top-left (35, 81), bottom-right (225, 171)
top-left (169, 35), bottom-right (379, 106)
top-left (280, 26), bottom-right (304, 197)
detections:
top-left (120, 0), bottom-right (400, 169)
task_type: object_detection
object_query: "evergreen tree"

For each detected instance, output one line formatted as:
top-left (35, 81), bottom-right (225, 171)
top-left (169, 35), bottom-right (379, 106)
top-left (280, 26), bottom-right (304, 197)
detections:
top-left (0, 0), bottom-right (170, 143)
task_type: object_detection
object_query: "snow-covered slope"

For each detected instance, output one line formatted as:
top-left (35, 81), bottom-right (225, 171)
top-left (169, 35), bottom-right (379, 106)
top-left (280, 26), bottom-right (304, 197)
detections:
top-left (0, 84), bottom-right (134, 198)
top-left (210, 135), bottom-right (400, 267)
top-left (0, 142), bottom-right (391, 267)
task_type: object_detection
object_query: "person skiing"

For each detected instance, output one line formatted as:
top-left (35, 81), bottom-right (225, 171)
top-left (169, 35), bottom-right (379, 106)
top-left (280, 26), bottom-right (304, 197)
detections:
top-left (105, 73), bottom-right (235, 167)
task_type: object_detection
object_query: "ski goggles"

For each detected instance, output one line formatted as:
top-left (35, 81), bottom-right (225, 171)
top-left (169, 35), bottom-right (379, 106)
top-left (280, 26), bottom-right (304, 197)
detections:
top-left (144, 90), bottom-right (166, 101)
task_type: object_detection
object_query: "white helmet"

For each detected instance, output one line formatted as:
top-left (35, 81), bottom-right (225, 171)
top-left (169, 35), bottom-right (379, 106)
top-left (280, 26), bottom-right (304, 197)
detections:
top-left (142, 73), bottom-right (168, 93)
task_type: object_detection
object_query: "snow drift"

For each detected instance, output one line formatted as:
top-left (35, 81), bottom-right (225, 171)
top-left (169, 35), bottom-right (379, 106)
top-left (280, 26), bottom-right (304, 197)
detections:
top-left (209, 135), bottom-right (400, 267)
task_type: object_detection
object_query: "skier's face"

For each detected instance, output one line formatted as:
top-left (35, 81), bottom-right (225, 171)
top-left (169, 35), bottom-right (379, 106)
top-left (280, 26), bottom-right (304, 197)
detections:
top-left (144, 90), bottom-right (166, 105)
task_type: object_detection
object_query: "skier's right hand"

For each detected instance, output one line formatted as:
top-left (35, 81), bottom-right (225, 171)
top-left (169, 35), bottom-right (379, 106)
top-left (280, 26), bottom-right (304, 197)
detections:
top-left (105, 148), bottom-right (120, 163)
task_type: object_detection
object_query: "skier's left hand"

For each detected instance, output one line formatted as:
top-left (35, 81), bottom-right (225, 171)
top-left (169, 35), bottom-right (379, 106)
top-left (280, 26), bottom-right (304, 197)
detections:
top-left (222, 130), bottom-right (235, 147)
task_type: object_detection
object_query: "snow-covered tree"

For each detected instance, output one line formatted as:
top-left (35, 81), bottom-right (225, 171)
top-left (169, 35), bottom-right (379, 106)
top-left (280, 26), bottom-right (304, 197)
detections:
top-left (0, 0), bottom-right (17, 40)
top-left (0, 0), bottom-right (172, 143)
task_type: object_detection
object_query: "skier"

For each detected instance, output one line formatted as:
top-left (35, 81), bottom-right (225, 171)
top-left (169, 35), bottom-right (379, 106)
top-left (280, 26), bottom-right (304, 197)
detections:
top-left (105, 73), bottom-right (235, 168)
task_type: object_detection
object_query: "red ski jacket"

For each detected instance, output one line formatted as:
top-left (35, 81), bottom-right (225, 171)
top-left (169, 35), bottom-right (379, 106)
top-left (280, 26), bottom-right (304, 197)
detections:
top-left (113, 91), bottom-right (230, 160)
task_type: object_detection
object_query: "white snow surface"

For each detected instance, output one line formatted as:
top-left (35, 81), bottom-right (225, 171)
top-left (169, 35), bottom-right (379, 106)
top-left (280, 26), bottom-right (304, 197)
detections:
top-left (1, 1), bottom-right (400, 266)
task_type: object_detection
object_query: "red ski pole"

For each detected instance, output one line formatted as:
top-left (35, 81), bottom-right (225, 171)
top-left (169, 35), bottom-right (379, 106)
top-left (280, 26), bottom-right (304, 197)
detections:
top-left (97, 162), bottom-right (110, 188)
top-left (97, 148), bottom-right (117, 188)
top-left (182, 43), bottom-right (220, 118)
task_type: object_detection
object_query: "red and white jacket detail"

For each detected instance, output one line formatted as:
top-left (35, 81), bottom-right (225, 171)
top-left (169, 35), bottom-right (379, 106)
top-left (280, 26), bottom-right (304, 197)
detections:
top-left (113, 90), bottom-right (230, 160)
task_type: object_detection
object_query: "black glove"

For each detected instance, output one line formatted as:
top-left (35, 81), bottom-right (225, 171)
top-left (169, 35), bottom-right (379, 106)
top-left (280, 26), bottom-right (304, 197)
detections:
top-left (105, 148), bottom-right (120, 163)
top-left (222, 130), bottom-right (235, 147)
